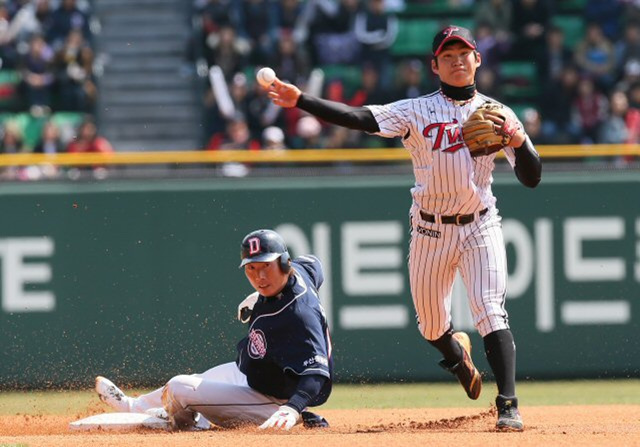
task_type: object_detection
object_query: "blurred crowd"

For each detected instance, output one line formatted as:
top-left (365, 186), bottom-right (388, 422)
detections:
top-left (2, 0), bottom-right (640, 178)
top-left (0, 0), bottom-right (111, 180)
top-left (0, 0), bottom-right (96, 114)
top-left (196, 0), bottom-right (640, 160)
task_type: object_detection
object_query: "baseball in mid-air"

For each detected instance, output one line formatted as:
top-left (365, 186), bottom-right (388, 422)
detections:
top-left (256, 67), bottom-right (276, 88)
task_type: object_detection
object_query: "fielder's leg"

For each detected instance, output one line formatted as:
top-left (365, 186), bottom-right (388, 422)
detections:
top-left (408, 211), bottom-right (482, 398)
top-left (458, 213), bottom-right (523, 431)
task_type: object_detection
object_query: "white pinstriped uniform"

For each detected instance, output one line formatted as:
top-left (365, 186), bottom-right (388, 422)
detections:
top-left (366, 90), bottom-right (529, 340)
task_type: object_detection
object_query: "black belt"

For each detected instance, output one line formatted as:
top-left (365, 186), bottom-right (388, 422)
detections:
top-left (420, 208), bottom-right (488, 226)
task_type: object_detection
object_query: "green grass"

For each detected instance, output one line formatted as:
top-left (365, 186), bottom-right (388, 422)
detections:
top-left (0, 380), bottom-right (638, 415)
top-left (319, 380), bottom-right (640, 409)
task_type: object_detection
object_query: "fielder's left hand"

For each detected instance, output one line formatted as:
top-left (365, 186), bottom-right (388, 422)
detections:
top-left (259, 405), bottom-right (300, 430)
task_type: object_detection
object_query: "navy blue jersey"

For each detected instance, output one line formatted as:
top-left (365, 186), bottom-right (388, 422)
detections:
top-left (236, 255), bottom-right (333, 405)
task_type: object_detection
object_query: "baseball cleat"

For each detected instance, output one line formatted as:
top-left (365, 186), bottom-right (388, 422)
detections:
top-left (496, 395), bottom-right (524, 431)
top-left (439, 332), bottom-right (482, 400)
top-left (301, 411), bottom-right (329, 428)
top-left (95, 376), bottom-right (132, 412)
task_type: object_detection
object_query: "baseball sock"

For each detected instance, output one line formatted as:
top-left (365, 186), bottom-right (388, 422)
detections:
top-left (429, 331), bottom-right (464, 364)
top-left (483, 329), bottom-right (516, 398)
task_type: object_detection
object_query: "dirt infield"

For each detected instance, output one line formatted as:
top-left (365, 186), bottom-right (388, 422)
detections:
top-left (0, 405), bottom-right (638, 447)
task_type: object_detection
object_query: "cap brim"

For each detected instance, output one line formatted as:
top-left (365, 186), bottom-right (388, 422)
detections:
top-left (434, 36), bottom-right (476, 56)
top-left (239, 252), bottom-right (281, 268)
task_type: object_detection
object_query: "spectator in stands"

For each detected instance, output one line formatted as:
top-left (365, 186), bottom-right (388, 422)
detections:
top-left (509, 0), bottom-right (552, 63)
top-left (67, 118), bottom-right (113, 153)
top-left (207, 113), bottom-right (260, 151)
top-left (237, 0), bottom-right (277, 66)
top-left (54, 28), bottom-right (96, 111)
top-left (354, 0), bottom-right (398, 89)
top-left (208, 113), bottom-right (260, 177)
top-left (628, 78), bottom-right (640, 110)
top-left (0, 120), bottom-right (24, 153)
top-left (571, 75), bottom-right (608, 144)
top-left (24, 120), bottom-right (62, 179)
top-left (271, 0), bottom-right (304, 36)
top-left (624, 1), bottom-right (640, 26)
top-left (539, 65), bottom-right (581, 144)
top-left (597, 89), bottom-right (640, 166)
top-left (0, 0), bottom-right (53, 55)
top-left (474, 0), bottom-right (512, 47)
top-left (20, 33), bottom-right (54, 114)
top-left (475, 68), bottom-right (502, 101)
top-left (474, 22), bottom-right (508, 71)
top-left (0, 3), bottom-right (19, 69)
top-left (614, 58), bottom-right (640, 93)
top-left (539, 26), bottom-right (573, 85)
top-left (295, 115), bottom-right (323, 149)
top-left (47, 0), bottom-right (91, 49)
top-left (521, 107), bottom-right (552, 145)
top-left (33, 120), bottom-right (63, 153)
top-left (0, 120), bottom-right (23, 179)
top-left (326, 63), bottom-right (389, 108)
top-left (574, 22), bottom-right (617, 90)
top-left (615, 22), bottom-right (640, 81)
top-left (305, 0), bottom-right (362, 66)
top-left (262, 125), bottom-right (287, 150)
top-left (393, 58), bottom-right (432, 100)
top-left (206, 25), bottom-right (250, 81)
top-left (584, 0), bottom-right (623, 42)
top-left (199, 0), bottom-right (238, 34)
top-left (269, 29), bottom-right (311, 86)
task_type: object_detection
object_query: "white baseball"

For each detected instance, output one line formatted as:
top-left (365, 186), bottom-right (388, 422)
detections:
top-left (256, 67), bottom-right (276, 88)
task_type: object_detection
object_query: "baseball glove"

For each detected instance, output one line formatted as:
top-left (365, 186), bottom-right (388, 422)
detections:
top-left (462, 102), bottom-right (519, 157)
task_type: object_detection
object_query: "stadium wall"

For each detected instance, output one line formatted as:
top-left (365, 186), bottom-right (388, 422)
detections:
top-left (0, 172), bottom-right (638, 388)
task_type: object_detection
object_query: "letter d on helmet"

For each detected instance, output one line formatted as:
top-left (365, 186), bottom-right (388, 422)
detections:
top-left (239, 229), bottom-right (291, 272)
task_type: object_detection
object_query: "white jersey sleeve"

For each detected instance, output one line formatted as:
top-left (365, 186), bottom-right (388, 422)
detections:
top-left (365, 100), bottom-right (412, 139)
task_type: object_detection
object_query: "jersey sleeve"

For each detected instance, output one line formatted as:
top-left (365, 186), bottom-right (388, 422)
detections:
top-left (293, 255), bottom-right (324, 290)
top-left (281, 303), bottom-right (331, 380)
top-left (365, 99), bottom-right (412, 138)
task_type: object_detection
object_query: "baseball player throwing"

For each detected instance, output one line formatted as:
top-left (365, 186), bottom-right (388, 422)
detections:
top-left (263, 25), bottom-right (541, 431)
top-left (96, 229), bottom-right (333, 431)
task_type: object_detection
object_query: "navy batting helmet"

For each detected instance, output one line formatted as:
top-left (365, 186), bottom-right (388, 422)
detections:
top-left (239, 229), bottom-right (291, 272)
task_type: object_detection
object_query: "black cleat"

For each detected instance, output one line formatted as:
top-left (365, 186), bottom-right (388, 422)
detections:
top-left (301, 411), bottom-right (329, 428)
top-left (496, 395), bottom-right (524, 431)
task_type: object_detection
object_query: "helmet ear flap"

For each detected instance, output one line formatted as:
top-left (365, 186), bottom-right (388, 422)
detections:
top-left (279, 251), bottom-right (291, 273)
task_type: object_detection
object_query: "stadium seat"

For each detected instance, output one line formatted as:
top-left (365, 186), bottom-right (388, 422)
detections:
top-left (319, 64), bottom-right (362, 96)
top-left (552, 15), bottom-right (585, 48)
top-left (391, 19), bottom-right (440, 56)
top-left (400, 0), bottom-right (473, 17)
top-left (499, 61), bottom-right (539, 100)
top-left (0, 70), bottom-right (21, 110)
top-left (556, 0), bottom-right (588, 14)
top-left (50, 111), bottom-right (85, 143)
top-left (17, 113), bottom-right (46, 150)
top-left (510, 103), bottom-right (536, 121)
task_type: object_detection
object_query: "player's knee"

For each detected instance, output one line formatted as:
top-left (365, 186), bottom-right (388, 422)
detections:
top-left (167, 374), bottom-right (200, 393)
top-left (416, 321), bottom-right (447, 341)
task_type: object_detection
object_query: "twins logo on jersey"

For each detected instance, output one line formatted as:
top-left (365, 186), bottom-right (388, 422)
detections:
top-left (248, 329), bottom-right (267, 359)
top-left (422, 120), bottom-right (465, 153)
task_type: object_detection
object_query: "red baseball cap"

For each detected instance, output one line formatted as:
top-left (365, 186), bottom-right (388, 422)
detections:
top-left (432, 25), bottom-right (477, 56)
